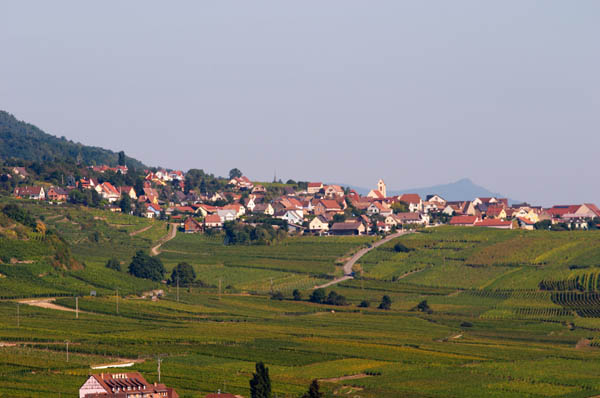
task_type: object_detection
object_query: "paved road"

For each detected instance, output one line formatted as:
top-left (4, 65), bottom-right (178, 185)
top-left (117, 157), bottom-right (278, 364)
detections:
top-left (150, 223), bottom-right (177, 256)
top-left (314, 230), bottom-right (413, 289)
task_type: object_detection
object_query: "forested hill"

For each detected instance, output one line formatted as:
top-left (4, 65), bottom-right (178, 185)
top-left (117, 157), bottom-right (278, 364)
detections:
top-left (0, 111), bottom-right (145, 169)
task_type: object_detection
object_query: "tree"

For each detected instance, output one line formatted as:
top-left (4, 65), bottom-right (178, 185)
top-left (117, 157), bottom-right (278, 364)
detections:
top-left (309, 288), bottom-right (326, 304)
top-left (359, 300), bottom-right (370, 308)
top-left (249, 362), bottom-right (271, 398)
top-left (105, 257), bottom-right (121, 272)
top-left (378, 295), bottom-right (392, 310)
top-left (128, 250), bottom-right (165, 281)
top-left (302, 379), bottom-right (323, 398)
top-left (414, 299), bottom-right (432, 313)
top-left (292, 289), bottom-right (302, 301)
top-left (118, 151), bottom-right (126, 166)
top-left (325, 291), bottom-right (347, 306)
top-left (169, 262), bottom-right (196, 286)
top-left (229, 168), bottom-right (243, 179)
top-left (391, 201), bottom-right (409, 213)
top-left (119, 194), bottom-right (132, 214)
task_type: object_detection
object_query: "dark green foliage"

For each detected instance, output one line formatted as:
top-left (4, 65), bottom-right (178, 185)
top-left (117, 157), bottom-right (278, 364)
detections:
top-left (393, 242), bottom-right (413, 253)
top-left (270, 291), bottom-right (284, 300)
top-left (249, 362), bottom-right (271, 398)
top-left (169, 262), bottom-right (196, 286)
top-left (68, 188), bottom-right (101, 207)
top-left (105, 258), bottom-right (121, 272)
top-left (292, 289), bottom-right (302, 301)
top-left (2, 204), bottom-right (36, 228)
top-left (119, 194), bottom-right (132, 213)
top-left (413, 299), bottom-right (432, 313)
top-left (378, 295), bottom-right (392, 310)
top-left (0, 110), bottom-right (144, 168)
top-left (229, 168), bottom-right (243, 179)
top-left (118, 151), bottom-right (126, 166)
top-left (224, 221), bottom-right (286, 246)
top-left (301, 379), bottom-right (323, 398)
top-left (325, 290), bottom-right (347, 306)
top-left (359, 300), bottom-right (370, 308)
top-left (128, 250), bottom-right (165, 281)
top-left (309, 288), bottom-right (326, 304)
top-left (535, 220), bottom-right (552, 230)
top-left (461, 321), bottom-right (473, 328)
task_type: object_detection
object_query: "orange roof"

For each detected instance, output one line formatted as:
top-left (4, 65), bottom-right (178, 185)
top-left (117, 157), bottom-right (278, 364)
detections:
top-left (475, 219), bottom-right (512, 227)
top-left (450, 215), bottom-right (478, 225)
top-left (319, 199), bottom-right (342, 210)
top-left (398, 194), bottom-right (421, 204)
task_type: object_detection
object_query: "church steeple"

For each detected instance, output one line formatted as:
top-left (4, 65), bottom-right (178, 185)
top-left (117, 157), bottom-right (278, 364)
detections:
top-left (377, 179), bottom-right (386, 197)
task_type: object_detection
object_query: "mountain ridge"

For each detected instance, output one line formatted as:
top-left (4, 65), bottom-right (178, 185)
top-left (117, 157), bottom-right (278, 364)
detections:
top-left (332, 178), bottom-right (519, 204)
top-left (0, 110), bottom-right (146, 169)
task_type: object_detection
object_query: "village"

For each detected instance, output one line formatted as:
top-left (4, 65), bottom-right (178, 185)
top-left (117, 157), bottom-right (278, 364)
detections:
top-left (8, 165), bottom-right (600, 236)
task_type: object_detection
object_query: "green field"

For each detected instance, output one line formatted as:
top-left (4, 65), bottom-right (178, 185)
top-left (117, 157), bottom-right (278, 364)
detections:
top-left (3, 204), bottom-right (600, 397)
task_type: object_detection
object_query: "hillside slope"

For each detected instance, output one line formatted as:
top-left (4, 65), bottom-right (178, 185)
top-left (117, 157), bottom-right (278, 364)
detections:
top-left (0, 111), bottom-right (145, 169)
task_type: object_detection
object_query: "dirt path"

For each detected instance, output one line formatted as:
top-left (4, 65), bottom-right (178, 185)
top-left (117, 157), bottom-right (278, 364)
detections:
top-left (18, 298), bottom-right (84, 313)
top-left (150, 223), bottom-right (177, 256)
top-left (396, 268), bottom-right (424, 280)
top-left (129, 224), bottom-right (153, 236)
top-left (319, 373), bottom-right (371, 382)
top-left (313, 231), bottom-right (413, 289)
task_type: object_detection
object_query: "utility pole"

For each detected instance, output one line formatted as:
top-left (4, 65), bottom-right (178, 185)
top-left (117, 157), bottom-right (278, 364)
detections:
top-left (65, 340), bottom-right (69, 362)
top-left (75, 296), bottom-right (79, 319)
top-left (157, 357), bottom-right (163, 382)
top-left (270, 277), bottom-right (273, 294)
top-left (16, 303), bottom-right (19, 328)
top-left (116, 289), bottom-right (119, 314)
top-left (176, 275), bottom-right (180, 302)
top-left (218, 279), bottom-right (222, 300)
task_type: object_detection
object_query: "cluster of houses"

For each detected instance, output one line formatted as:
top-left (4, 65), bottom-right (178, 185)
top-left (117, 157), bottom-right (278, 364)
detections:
top-left (10, 166), bottom-right (600, 233)
top-left (78, 372), bottom-right (240, 398)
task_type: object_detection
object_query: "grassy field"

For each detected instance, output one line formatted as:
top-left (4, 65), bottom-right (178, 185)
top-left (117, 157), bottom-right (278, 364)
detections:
top-left (3, 203), bottom-right (600, 397)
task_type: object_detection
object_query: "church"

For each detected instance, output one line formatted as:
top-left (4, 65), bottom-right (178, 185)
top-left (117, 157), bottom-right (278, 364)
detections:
top-left (367, 179), bottom-right (387, 199)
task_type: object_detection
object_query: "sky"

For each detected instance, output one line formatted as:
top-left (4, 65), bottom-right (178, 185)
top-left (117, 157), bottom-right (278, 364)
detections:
top-left (1, 1), bottom-right (599, 205)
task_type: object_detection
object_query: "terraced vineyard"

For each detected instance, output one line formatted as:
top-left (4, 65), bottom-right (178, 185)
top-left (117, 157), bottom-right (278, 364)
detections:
top-left (4, 204), bottom-right (600, 397)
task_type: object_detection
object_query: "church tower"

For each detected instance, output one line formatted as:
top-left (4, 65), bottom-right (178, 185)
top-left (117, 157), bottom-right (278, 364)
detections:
top-left (378, 179), bottom-right (386, 198)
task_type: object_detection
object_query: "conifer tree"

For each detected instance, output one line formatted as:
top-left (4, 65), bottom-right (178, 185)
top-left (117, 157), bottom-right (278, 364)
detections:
top-left (250, 362), bottom-right (271, 398)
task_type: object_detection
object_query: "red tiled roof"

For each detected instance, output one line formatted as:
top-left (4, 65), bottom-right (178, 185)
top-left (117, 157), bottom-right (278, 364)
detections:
top-left (449, 215), bottom-right (478, 225)
top-left (204, 214), bottom-right (222, 224)
top-left (398, 194), bottom-right (421, 204)
top-left (475, 219), bottom-right (512, 227)
top-left (319, 199), bottom-right (342, 210)
top-left (517, 217), bottom-right (536, 225)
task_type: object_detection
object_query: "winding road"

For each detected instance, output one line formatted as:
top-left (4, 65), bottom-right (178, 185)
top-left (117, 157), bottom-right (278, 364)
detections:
top-left (314, 230), bottom-right (413, 289)
top-left (150, 223), bottom-right (178, 256)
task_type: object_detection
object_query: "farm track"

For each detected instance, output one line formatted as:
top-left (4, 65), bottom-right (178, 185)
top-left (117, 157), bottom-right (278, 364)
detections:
top-left (313, 230), bottom-right (413, 289)
top-left (150, 223), bottom-right (177, 256)
top-left (129, 224), bottom-right (153, 236)
top-left (18, 298), bottom-right (87, 313)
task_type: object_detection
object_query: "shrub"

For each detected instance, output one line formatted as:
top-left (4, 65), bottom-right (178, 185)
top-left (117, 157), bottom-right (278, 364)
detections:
top-left (292, 289), bottom-right (302, 301)
top-left (394, 243), bottom-right (413, 253)
top-left (359, 300), bottom-right (370, 308)
top-left (325, 291), bottom-right (347, 306)
top-left (378, 295), bottom-right (392, 310)
top-left (270, 291), bottom-right (284, 300)
top-left (413, 300), bottom-right (432, 314)
top-left (105, 258), bottom-right (121, 272)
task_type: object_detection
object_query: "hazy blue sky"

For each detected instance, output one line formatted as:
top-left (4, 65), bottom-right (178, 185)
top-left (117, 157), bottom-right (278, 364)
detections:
top-left (1, 1), bottom-right (599, 205)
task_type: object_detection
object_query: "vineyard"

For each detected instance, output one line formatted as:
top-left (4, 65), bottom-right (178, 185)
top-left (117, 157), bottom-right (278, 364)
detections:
top-left (3, 203), bottom-right (600, 397)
